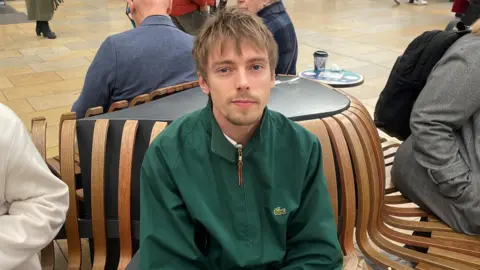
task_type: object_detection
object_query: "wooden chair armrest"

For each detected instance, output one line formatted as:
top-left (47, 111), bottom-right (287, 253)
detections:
top-left (130, 94), bottom-right (151, 107)
top-left (108, 100), bottom-right (129, 112)
top-left (85, 106), bottom-right (104, 118)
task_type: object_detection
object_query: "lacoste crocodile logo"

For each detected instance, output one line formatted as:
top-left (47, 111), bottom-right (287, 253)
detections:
top-left (273, 207), bottom-right (287, 216)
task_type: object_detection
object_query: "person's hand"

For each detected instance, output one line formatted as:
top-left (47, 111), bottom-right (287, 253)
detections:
top-left (200, 5), bottom-right (209, 12)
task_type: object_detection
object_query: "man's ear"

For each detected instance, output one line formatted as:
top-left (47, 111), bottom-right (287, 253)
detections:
top-left (167, 0), bottom-right (173, 14)
top-left (270, 72), bottom-right (276, 88)
top-left (128, 0), bottom-right (135, 13)
top-left (198, 73), bottom-right (210, 96)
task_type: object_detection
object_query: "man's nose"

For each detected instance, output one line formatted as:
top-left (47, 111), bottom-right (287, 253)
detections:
top-left (236, 69), bottom-right (250, 91)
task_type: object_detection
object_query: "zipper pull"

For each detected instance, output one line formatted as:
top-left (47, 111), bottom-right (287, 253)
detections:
top-left (235, 144), bottom-right (243, 186)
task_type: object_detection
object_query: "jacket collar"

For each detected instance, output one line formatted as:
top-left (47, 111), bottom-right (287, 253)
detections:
top-left (257, 1), bottom-right (285, 17)
top-left (140, 15), bottom-right (176, 28)
top-left (202, 101), bottom-right (269, 162)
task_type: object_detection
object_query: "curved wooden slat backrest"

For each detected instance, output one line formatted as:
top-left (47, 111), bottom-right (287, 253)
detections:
top-left (298, 119), bottom-right (338, 226)
top-left (130, 94), bottom-right (151, 108)
top-left (349, 110), bottom-right (480, 259)
top-left (85, 106), bottom-right (104, 118)
top-left (333, 113), bottom-right (414, 269)
top-left (32, 117), bottom-right (55, 270)
top-left (150, 122), bottom-right (167, 145)
top-left (150, 81), bottom-right (200, 101)
top-left (91, 119), bottom-right (110, 270)
top-left (320, 117), bottom-right (356, 256)
top-left (108, 101), bottom-right (129, 113)
top-left (60, 118), bottom-right (82, 270)
top-left (340, 111), bottom-right (476, 269)
top-left (118, 120), bottom-right (139, 270)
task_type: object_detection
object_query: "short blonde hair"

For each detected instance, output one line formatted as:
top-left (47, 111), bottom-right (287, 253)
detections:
top-left (192, 7), bottom-right (278, 80)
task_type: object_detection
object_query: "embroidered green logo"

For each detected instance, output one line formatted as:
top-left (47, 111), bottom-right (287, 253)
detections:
top-left (273, 207), bottom-right (287, 216)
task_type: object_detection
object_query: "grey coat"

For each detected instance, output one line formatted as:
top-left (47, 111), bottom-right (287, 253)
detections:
top-left (392, 33), bottom-right (480, 235)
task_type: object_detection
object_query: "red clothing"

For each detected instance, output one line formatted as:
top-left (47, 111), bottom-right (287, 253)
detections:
top-left (170, 0), bottom-right (215, 17)
top-left (452, 0), bottom-right (470, 14)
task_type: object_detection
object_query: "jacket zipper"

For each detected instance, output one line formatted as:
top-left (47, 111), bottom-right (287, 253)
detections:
top-left (235, 144), bottom-right (243, 186)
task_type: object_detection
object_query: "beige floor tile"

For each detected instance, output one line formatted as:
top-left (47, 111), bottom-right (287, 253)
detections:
top-left (40, 50), bottom-right (95, 62)
top-left (0, 50), bottom-right (22, 59)
top-left (53, 240), bottom-right (67, 270)
top-left (0, 65), bottom-right (34, 77)
top-left (28, 58), bottom-right (91, 73)
top-left (363, 76), bottom-right (389, 90)
top-left (85, 55), bottom-right (95, 62)
top-left (27, 91), bottom-right (80, 111)
top-left (19, 106), bottom-right (71, 131)
top-left (351, 63), bottom-right (392, 82)
top-left (0, 55), bottom-right (44, 68)
top-left (354, 50), bottom-right (400, 65)
top-left (1, 99), bottom-right (35, 114)
top-left (55, 66), bottom-right (89, 80)
top-left (341, 84), bottom-right (382, 100)
top-left (65, 39), bottom-right (105, 51)
top-left (0, 92), bottom-right (6, 103)
top-left (20, 46), bottom-right (71, 57)
top-left (0, 77), bottom-right (13, 89)
top-left (46, 125), bottom-right (60, 148)
top-left (47, 146), bottom-right (59, 159)
top-left (2, 78), bottom-right (84, 100)
top-left (7, 71), bottom-right (63, 87)
top-left (360, 97), bottom-right (379, 108)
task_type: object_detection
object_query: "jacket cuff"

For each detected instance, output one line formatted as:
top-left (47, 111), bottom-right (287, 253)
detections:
top-left (427, 158), bottom-right (470, 184)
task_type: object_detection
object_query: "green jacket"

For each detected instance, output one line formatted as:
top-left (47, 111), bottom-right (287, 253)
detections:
top-left (140, 104), bottom-right (343, 269)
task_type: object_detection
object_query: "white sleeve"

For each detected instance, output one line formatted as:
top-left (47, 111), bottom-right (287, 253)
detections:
top-left (0, 115), bottom-right (69, 269)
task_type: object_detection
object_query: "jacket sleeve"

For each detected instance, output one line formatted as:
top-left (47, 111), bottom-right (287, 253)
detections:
top-left (139, 143), bottom-right (207, 269)
top-left (281, 139), bottom-right (343, 269)
top-left (410, 46), bottom-right (480, 197)
top-left (0, 116), bottom-right (69, 269)
top-left (71, 37), bottom-right (116, 119)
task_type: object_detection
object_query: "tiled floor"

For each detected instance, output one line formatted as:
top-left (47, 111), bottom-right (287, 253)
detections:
top-left (1, 0), bottom-right (457, 268)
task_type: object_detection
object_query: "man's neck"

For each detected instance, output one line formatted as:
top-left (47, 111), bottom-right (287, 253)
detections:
top-left (213, 109), bottom-right (261, 146)
top-left (137, 10), bottom-right (168, 25)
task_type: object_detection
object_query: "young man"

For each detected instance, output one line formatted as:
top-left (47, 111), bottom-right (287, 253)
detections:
top-left (139, 8), bottom-right (343, 269)
top-left (237, 0), bottom-right (298, 75)
top-left (0, 104), bottom-right (69, 269)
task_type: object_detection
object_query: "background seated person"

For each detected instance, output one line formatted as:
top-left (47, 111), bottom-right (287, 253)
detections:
top-left (170, 0), bottom-right (214, 35)
top-left (237, 0), bottom-right (298, 75)
top-left (392, 20), bottom-right (480, 235)
top-left (71, 0), bottom-right (197, 118)
top-left (0, 104), bottom-right (69, 269)
top-left (139, 8), bottom-right (343, 269)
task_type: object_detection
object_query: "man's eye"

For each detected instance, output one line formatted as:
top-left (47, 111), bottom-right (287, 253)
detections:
top-left (252, 65), bottom-right (263, 71)
top-left (218, 68), bottom-right (229, 73)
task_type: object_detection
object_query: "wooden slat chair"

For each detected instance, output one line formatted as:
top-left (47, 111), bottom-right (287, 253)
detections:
top-left (150, 80), bottom-right (199, 101)
top-left (58, 117), bottom-right (359, 268)
top-left (31, 117), bottom-right (56, 270)
top-left (298, 119), bottom-right (357, 257)
top-left (108, 100), bottom-right (129, 113)
top-left (130, 94), bottom-right (151, 107)
top-left (59, 118), bottom-right (167, 269)
top-left (342, 97), bottom-right (480, 269)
